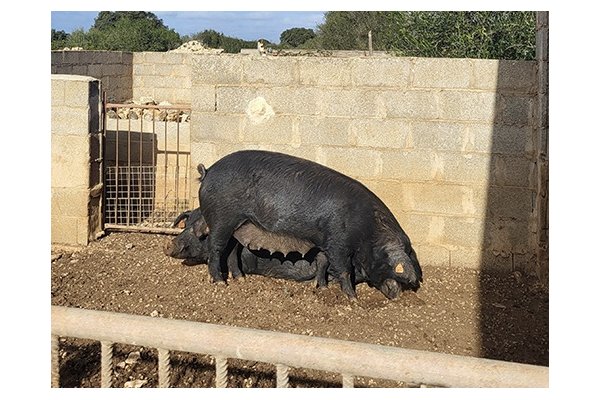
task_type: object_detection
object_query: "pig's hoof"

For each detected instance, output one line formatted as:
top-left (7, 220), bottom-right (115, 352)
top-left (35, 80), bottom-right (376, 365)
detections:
top-left (211, 279), bottom-right (227, 285)
top-left (232, 275), bottom-right (246, 282)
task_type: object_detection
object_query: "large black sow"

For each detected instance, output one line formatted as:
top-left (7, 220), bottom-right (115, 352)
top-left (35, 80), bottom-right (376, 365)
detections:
top-left (198, 150), bottom-right (422, 299)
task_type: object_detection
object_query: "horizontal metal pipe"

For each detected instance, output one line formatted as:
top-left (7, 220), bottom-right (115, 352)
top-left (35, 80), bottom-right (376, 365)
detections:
top-left (104, 224), bottom-right (182, 235)
top-left (51, 306), bottom-right (548, 388)
top-left (106, 102), bottom-right (191, 111)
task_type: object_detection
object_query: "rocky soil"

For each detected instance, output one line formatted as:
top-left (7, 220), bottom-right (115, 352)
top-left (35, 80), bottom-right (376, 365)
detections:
top-left (51, 232), bottom-right (548, 388)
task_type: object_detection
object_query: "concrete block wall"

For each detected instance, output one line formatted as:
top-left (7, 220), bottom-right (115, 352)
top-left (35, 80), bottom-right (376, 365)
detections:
top-left (189, 54), bottom-right (539, 273)
top-left (132, 52), bottom-right (193, 104)
top-left (51, 75), bottom-right (103, 246)
top-left (51, 51), bottom-right (133, 102)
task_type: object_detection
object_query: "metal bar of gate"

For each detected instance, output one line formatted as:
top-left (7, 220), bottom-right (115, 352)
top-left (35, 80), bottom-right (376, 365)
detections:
top-left (51, 306), bottom-right (549, 388)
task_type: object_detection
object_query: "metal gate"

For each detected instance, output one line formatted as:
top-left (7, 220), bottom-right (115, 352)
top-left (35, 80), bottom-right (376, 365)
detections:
top-left (102, 94), bottom-right (192, 233)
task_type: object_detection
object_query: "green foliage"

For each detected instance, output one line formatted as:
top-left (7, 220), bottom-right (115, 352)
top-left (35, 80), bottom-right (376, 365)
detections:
top-left (86, 17), bottom-right (181, 51)
top-left (316, 12), bottom-right (390, 51)
top-left (280, 28), bottom-right (316, 48)
top-left (190, 29), bottom-right (260, 53)
top-left (93, 11), bottom-right (166, 31)
top-left (51, 29), bottom-right (69, 50)
top-left (316, 11), bottom-right (536, 60)
top-left (50, 11), bottom-right (182, 52)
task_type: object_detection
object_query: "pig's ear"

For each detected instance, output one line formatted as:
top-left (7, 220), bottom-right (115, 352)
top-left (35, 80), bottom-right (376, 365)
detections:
top-left (173, 210), bottom-right (191, 228)
top-left (191, 218), bottom-right (210, 238)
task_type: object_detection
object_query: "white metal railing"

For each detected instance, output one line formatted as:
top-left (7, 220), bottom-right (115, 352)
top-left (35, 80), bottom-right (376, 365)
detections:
top-left (51, 306), bottom-right (548, 388)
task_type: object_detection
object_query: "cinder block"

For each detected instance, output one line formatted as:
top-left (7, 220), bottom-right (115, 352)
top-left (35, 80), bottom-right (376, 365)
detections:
top-left (414, 244), bottom-right (450, 268)
top-left (439, 91), bottom-right (498, 122)
top-left (298, 116), bottom-right (350, 146)
top-left (241, 115), bottom-right (295, 145)
top-left (397, 213), bottom-right (432, 246)
top-left (133, 62), bottom-right (155, 76)
top-left (51, 51), bottom-right (64, 65)
top-left (154, 85), bottom-right (191, 103)
top-left (399, 182), bottom-right (487, 217)
top-left (51, 135), bottom-right (90, 187)
top-left (51, 79), bottom-right (65, 105)
top-left (317, 146), bottom-right (382, 178)
top-left (486, 187), bottom-right (535, 221)
top-left (141, 52), bottom-right (166, 64)
top-left (298, 57), bottom-right (353, 87)
top-left (71, 65), bottom-right (89, 75)
top-left (410, 121), bottom-right (466, 152)
top-left (191, 85), bottom-right (215, 112)
top-left (442, 152), bottom-right (491, 184)
top-left (412, 58), bottom-right (472, 89)
top-left (190, 141), bottom-right (219, 170)
top-left (192, 114), bottom-right (240, 143)
top-left (381, 89), bottom-right (439, 120)
top-left (450, 247), bottom-right (482, 269)
top-left (351, 119), bottom-right (410, 149)
top-left (442, 216), bottom-right (485, 248)
top-left (52, 106), bottom-right (90, 136)
top-left (52, 216), bottom-right (88, 246)
top-left (496, 60), bottom-right (537, 93)
top-left (482, 215), bottom-right (535, 258)
top-left (120, 52), bottom-right (134, 64)
top-left (62, 50), bottom-right (81, 64)
top-left (360, 179), bottom-right (407, 214)
top-left (319, 89), bottom-right (378, 118)
top-left (500, 94), bottom-right (533, 126)
top-left (87, 63), bottom-right (103, 78)
top-left (163, 52), bottom-right (186, 65)
top-left (263, 87), bottom-right (320, 116)
top-left (491, 155), bottom-right (536, 188)
top-left (266, 145), bottom-right (319, 163)
top-left (352, 57), bottom-right (411, 87)
top-left (243, 56), bottom-right (297, 85)
top-left (51, 188), bottom-right (89, 218)
top-left (64, 79), bottom-right (92, 107)
top-left (192, 55), bottom-right (243, 85)
top-left (216, 86), bottom-right (259, 113)
top-left (380, 149), bottom-right (436, 181)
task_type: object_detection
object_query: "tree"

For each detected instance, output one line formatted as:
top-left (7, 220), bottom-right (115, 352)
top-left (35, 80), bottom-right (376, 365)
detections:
top-left (191, 30), bottom-right (259, 53)
top-left (280, 28), bottom-right (316, 48)
top-left (86, 16), bottom-right (181, 51)
top-left (315, 11), bottom-right (536, 60)
top-left (317, 12), bottom-right (389, 51)
top-left (92, 11), bottom-right (166, 31)
top-left (51, 29), bottom-right (69, 49)
top-left (51, 11), bottom-right (182, 52)
top-left (384, 12), bottom-right (536, 60)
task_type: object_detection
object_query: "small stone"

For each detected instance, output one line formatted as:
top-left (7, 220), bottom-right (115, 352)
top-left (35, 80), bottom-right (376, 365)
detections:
top-left (124, 379), bottom-right (147, 388)
top-left (51, 253), bottom-right (62, 262)
top-left (125, 351), bottom-right (141, 365)
top-left (125, 243), bottom-right (134, 250)
top-left (150, 310), bottom-right (159, 317)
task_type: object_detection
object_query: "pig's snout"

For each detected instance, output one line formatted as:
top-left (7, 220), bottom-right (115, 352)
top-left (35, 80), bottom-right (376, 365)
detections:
top-left (163, 239), bottom-right (177, 257)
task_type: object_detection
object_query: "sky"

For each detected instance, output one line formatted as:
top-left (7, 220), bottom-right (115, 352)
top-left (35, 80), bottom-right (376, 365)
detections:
top-left (51, 11), bottom-right (326, 44)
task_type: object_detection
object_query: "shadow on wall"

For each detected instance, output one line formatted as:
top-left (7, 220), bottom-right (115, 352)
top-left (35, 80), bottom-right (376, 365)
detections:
top-left (478, 56), bottom-right (548, 366)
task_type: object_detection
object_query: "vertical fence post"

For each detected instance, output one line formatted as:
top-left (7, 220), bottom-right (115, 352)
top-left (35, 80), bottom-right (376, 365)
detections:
top-left (158, 348), bottom-right (171, 388)
top-left (342, 374), bottom-right (354, 388)
top-left (214, 356), bottom-right (228, 388)
top-left (51, 334), bottom-right (60, 388)
top-left (276, 364), bottom-right (290, 388)
top-left (100, 341), bottom-right (113, 388)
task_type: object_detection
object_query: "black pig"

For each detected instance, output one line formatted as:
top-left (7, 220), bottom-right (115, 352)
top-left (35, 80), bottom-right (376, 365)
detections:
top-left (198, 150), bottom-right (422, 300)
top-left (164, 209), bottom-right (330, 283)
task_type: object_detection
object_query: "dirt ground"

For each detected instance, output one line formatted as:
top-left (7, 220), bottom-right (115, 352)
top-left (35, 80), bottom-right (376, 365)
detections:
top-left (50, 232), bottom-right (548, 388)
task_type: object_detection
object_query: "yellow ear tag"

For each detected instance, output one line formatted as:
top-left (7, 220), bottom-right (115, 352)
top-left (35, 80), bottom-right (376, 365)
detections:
top-left (395, 263), bottom-right (404, 274)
